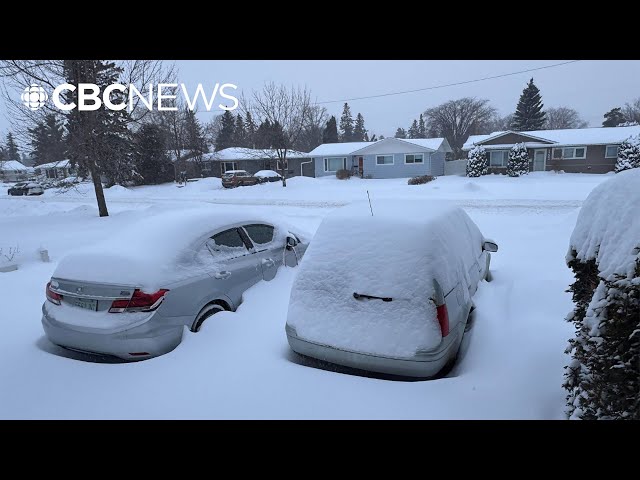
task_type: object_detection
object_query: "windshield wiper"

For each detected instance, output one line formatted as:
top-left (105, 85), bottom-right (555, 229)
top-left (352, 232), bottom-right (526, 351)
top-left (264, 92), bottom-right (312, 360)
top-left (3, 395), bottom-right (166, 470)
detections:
top-left (353, 292), bottom-right (392, 302)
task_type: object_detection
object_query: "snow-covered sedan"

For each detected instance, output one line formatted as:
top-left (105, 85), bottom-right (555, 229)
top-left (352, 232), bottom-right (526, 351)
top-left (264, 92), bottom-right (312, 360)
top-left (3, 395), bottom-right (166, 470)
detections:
top-left (42, 209), bottom-right (308, 360)
top-left (286, 201), bottom-right (497, 379)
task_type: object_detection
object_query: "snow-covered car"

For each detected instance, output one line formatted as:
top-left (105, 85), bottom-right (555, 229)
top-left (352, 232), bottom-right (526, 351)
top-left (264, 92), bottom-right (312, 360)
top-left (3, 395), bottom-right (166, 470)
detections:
top-left (286, 201), bottom-right (498, 378)
top-left (254, 170), bottom-right (282, 183)
top-left (221, 170), bottom-right (260, 188)
top-left (7, 182), bottom-right (44, 196)
top-left (42, 209), bottom-right (309, 360)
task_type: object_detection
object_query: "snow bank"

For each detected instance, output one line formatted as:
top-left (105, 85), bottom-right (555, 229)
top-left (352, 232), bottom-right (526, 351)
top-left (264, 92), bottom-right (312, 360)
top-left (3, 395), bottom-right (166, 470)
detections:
top-left (287, 200), bottom-right (486, 357)
top-left (53, 207), bottom-right (308, 290)
top-left (567, 169), bottom-right (640, 279)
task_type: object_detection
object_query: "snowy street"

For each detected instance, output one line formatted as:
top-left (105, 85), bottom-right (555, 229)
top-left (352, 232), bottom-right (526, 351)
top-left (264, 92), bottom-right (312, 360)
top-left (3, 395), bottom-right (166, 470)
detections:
top-left (0, 173), bottom-right (610, 419)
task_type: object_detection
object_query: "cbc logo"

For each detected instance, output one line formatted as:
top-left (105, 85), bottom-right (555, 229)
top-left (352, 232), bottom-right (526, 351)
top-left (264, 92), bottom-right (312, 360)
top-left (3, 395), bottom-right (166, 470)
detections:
top-left (21, 84), bottom-right (48, 110)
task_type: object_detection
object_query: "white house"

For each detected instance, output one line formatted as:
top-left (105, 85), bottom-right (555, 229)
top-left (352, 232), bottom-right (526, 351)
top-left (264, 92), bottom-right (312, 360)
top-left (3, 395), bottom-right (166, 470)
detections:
top-left (34, 160), bottom-right (75, 180)
top-left (0, 160), bottom-right (31, 182)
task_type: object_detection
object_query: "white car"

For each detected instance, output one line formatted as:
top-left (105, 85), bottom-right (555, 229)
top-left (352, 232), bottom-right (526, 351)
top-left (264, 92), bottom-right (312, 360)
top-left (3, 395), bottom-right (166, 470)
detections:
top-left (286, 200), bottom-right (498, 378)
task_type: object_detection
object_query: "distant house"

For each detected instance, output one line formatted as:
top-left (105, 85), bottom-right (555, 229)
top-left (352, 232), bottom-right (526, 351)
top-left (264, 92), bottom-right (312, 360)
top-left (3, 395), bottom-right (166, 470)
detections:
top-left (463, 125), bottom-right (640, 174)
top-left (309, 137), bottom-right (452, 179)
top-left (200, 148), bottom-right (310, 178)
top-left (0, 160), bottom-right (31, 182)
top-left (34, 160), bottom-right (75, 179)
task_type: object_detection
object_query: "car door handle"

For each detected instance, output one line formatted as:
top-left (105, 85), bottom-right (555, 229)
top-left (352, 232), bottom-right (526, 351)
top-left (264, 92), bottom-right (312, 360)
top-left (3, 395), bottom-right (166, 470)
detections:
top-left (214, 271), bottom-right (232, 279)
top-left (261, 258), bottom-right (275, 268)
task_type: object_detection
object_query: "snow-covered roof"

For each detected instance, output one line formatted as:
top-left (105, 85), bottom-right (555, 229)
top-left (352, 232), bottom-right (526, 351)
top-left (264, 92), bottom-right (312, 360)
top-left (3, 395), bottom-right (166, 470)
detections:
top-left (35, 159), bottom-right (71, 169)
top-left (308, 142), bottom-right (374, 157)
top-left (203, 148), bottom-right (308, 161)
top-left (0, 160), bottom-right (29, 171)
top-left (397, 138), bottom-right (449, 151)
top-left (463, 126), bottom-right (640, 150)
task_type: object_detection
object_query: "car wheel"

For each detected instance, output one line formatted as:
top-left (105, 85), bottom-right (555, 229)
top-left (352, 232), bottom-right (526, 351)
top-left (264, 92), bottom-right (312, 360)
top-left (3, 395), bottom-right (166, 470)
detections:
top-left (191, 303), bottom-right (226, 332)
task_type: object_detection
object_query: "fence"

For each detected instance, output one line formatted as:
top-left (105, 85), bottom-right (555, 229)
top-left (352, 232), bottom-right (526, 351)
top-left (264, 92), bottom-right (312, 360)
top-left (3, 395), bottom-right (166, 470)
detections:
top-left (444, 159), bottom-right (468, 176)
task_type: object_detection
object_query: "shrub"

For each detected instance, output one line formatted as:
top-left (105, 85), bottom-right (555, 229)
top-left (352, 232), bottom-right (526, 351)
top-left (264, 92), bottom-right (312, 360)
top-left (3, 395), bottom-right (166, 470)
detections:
top-left (467, 146), bottom-right (487, 177)
top-left (408, 175), bottom-right (436, 185)
top-left (336, 169), bottom-right (352, 180)
top-left (615, 135), bottom-right (640, 173)
top-left (507, 143), bottom-right (530, 177)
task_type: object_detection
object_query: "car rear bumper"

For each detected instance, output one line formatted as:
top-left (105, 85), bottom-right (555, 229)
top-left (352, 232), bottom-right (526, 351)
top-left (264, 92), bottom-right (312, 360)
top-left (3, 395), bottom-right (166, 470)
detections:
top-left (285, 324), bottom-right (456, 378)
top-left (41, 304), bottom-right (183, 360)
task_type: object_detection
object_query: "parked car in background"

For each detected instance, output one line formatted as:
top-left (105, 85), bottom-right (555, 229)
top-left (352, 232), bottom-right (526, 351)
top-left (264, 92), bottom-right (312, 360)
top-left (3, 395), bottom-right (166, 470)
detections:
top-left (7, 182), bottom-right (44, 196)
top-left (286, 200), bottom-right (498, 379)
top-left (42, 209), bottom-right (309, 361)
top-left (221, 170), bottom-right (261, 188)
top-left (254, 170), bottom-right (283, 183)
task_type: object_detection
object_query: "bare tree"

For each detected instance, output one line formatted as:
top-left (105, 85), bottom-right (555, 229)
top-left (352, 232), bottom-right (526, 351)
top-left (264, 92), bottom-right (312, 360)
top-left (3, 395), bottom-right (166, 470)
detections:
top-left (623, 98), bottom-right (640, 125)
top-left (424, 97), bottom-right (497, 158)
top-left (295, 104), bottom-right (328, 153)
top-left (242, 83), bottom-right (313, 187)
top-left (544, 107), bottom-right (589, 130)
top-left (484, 113), bottom-right (514, 133)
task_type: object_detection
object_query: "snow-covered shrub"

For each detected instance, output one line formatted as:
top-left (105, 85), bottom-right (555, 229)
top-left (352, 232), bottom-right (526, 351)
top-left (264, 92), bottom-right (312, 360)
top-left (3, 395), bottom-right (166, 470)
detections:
top-left (564, 169), bottom-right (640, 419)
top-left (507, 143), bottom-right (529, 177)
top-left (335, 169), bottom-right (352, 180)
top-left (408, 175), bottom-right (435, 185)
top-left (466, 146), bottom-right (487, 177)
top-left (615, 135), bottom-right (640, 173)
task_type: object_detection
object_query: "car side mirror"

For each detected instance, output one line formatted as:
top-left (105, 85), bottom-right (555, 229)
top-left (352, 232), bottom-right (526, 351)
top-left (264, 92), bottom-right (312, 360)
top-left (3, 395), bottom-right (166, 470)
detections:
top-left (286, 236), bottom-right (298, 248)
top-left (483, 239), bottom-right (498, 252)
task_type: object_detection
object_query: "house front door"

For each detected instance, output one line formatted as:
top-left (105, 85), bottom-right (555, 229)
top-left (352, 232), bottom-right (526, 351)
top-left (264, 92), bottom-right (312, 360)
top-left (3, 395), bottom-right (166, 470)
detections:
top-left (533, 149), bottom-right (546, 171)
top-left (358, 157), bottom-right (363, 177)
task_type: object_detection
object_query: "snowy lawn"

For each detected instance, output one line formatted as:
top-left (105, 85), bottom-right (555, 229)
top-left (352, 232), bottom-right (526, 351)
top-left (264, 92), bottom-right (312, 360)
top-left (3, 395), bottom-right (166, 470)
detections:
top-left (0, 173), bottom-right (611, 419)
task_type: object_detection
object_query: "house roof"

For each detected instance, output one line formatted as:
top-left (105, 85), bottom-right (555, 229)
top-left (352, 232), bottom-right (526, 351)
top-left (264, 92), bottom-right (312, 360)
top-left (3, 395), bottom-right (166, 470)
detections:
top-left (0, 160), bottom-right (29, 171)
top-left (397, 138), bottom-right (450, 151)
top-left (463, 125), bottom-right (640, 150)
top-left (36, 159), bottom-right (71, 169)
top-left (202, 147), bottom-right (308, 161)
top-left (308, 142), bottom-right (374, 157)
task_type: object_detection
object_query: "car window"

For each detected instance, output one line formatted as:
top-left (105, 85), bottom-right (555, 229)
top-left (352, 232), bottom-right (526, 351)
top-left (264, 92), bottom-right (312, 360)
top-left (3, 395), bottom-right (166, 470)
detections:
top-left (206, 228), bottom-right (249, 259)
top-left (243, 224), bottom-right (275, 246)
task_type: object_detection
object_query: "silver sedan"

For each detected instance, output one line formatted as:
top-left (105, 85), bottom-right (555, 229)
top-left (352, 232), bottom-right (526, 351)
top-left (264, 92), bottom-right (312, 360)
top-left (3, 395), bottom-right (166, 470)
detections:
top-left (42, 219), bottom-right (307, 360)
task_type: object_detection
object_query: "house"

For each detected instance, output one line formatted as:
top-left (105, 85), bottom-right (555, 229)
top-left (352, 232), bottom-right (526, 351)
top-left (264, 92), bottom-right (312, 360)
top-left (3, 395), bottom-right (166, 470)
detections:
top-left (0, 160), bottom-right (31, 182)
top-left (34, 160), bottom-right (76, 180)
top-left (463, 125), bottom-right (640, 174)
top-left (309, 137), bottom-right (452, 179)
top-left (200, 148), bottom-right (310, 178)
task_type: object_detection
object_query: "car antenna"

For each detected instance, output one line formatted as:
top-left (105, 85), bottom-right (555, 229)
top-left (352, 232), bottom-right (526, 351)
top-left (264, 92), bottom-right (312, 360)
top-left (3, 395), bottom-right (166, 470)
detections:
top-left (367, 190), bottom-right (374, 216)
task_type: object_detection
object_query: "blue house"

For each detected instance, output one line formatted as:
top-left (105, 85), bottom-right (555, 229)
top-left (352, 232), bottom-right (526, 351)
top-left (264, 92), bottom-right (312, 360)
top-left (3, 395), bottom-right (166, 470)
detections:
top-left (309, 137), bottom-right (452, 179)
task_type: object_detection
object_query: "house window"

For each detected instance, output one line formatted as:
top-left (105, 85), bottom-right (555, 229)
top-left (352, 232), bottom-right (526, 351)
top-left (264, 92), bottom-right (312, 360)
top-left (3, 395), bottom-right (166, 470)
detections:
top-left (552, 147), bottom-right (587, 160)
top-left (605, 145), bottom-right (619, 158)
top-left (404, 154), bottom-right (424, 164)
top-left (323, 157), bottom-right (346, 172)
top-left (376, 155), bottom-right (394, 165)
top-left (489, 150), bottom-right (509, 167)
top-left (222, 162), bottom-right (238, 173)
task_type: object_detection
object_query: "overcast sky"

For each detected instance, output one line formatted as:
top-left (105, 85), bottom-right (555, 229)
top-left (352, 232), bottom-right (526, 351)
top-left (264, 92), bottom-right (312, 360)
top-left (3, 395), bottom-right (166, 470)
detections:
top-left (2, 60), bottom-right (640, 148)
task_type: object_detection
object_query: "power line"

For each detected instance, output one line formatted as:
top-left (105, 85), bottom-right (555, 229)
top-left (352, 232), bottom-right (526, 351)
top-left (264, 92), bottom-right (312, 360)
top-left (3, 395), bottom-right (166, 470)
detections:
top-left (315, 60), bottom-right (581, 105)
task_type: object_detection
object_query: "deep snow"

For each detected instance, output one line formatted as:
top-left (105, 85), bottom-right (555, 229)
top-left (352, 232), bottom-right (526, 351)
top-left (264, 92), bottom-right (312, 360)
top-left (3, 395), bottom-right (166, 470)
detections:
top-left (0, 172), bottom-right (612, 419)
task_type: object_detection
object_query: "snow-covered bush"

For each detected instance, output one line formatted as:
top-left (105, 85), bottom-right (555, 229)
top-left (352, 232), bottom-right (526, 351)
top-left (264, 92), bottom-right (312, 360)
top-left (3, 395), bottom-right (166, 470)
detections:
top-left (564, 169), bottom-right (640, 419)
top-left (408, 175), bottom-right (435, 185)
top-left (507, 143), bottom-right (529, 177)
top-left (615, 135), bottom-right (640, 173)
top-left (466, 146), bottom-right (487, 177)
top-left (335, 169), bottom-right (352, 180)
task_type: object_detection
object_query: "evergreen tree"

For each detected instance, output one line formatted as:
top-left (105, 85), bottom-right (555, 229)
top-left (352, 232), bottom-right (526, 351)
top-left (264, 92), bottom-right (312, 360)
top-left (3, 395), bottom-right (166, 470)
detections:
top-left (615, 135), bottom-right (640, 172)
top-left (233, 113), bottom-right (246, 147)
top-left (215, 110), bottom-right (236, 151)
top-left (28, 114), bottom-right (66, 166)
top-left (254, 120), bottom-right (273, 149)
top-left (339, 103), bottom-right (354, 142)
top-left (418, 114), bottom-right (426, 138)
top-left (322, 116), bottom-right (339, 143)
top-left (408, 120), bottom-right (419, 139)
top-left (244, 112), bottom-right (257, 147)
top-left (466, 146), bottom-right (488, 177)
top-left (363, 133), bottom-right (369, 142)
top-left (512, 78), bottom-right (546, 131)
top-left (370, 134), bottom-right (378, 141)
top-left (134, 123), bottom-right (173, 185)
top-left (353, 113), bottom-right (367, 141)
top-left (5, 132), bottom-right (19, 159)
top-left (603, 107), bottom-right (627, 127)
top-left (394, 128), bottom-right (406, 139)
top-left (507, 143), bottom-right (530, 177)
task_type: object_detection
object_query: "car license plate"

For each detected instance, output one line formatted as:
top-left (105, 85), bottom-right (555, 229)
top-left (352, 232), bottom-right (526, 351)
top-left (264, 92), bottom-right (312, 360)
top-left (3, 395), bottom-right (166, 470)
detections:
top-left (73, 297), bottom-right (98, 311)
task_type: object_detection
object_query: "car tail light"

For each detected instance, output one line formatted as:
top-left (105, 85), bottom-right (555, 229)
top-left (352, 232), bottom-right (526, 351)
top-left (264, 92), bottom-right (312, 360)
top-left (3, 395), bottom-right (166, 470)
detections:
top-left (437, 304), bottom-right (449, 337)
top-left (109, 289), bottom-right (169, 313)
top-left (46, 282), bottom-right (63, 305)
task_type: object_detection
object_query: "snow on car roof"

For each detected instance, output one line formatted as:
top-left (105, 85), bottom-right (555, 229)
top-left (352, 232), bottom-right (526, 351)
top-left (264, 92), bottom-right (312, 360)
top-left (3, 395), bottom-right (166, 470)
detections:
top-left (287, 199), bottom-right (486, 357)
top-left (222, 170), bottom-right (248, 174)
top-left (53, 207), bottom-right (306, 289)
top-left (567, 168), bottom-right (640, 280)
top-left (254, 170), bottom-right (281, 177)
